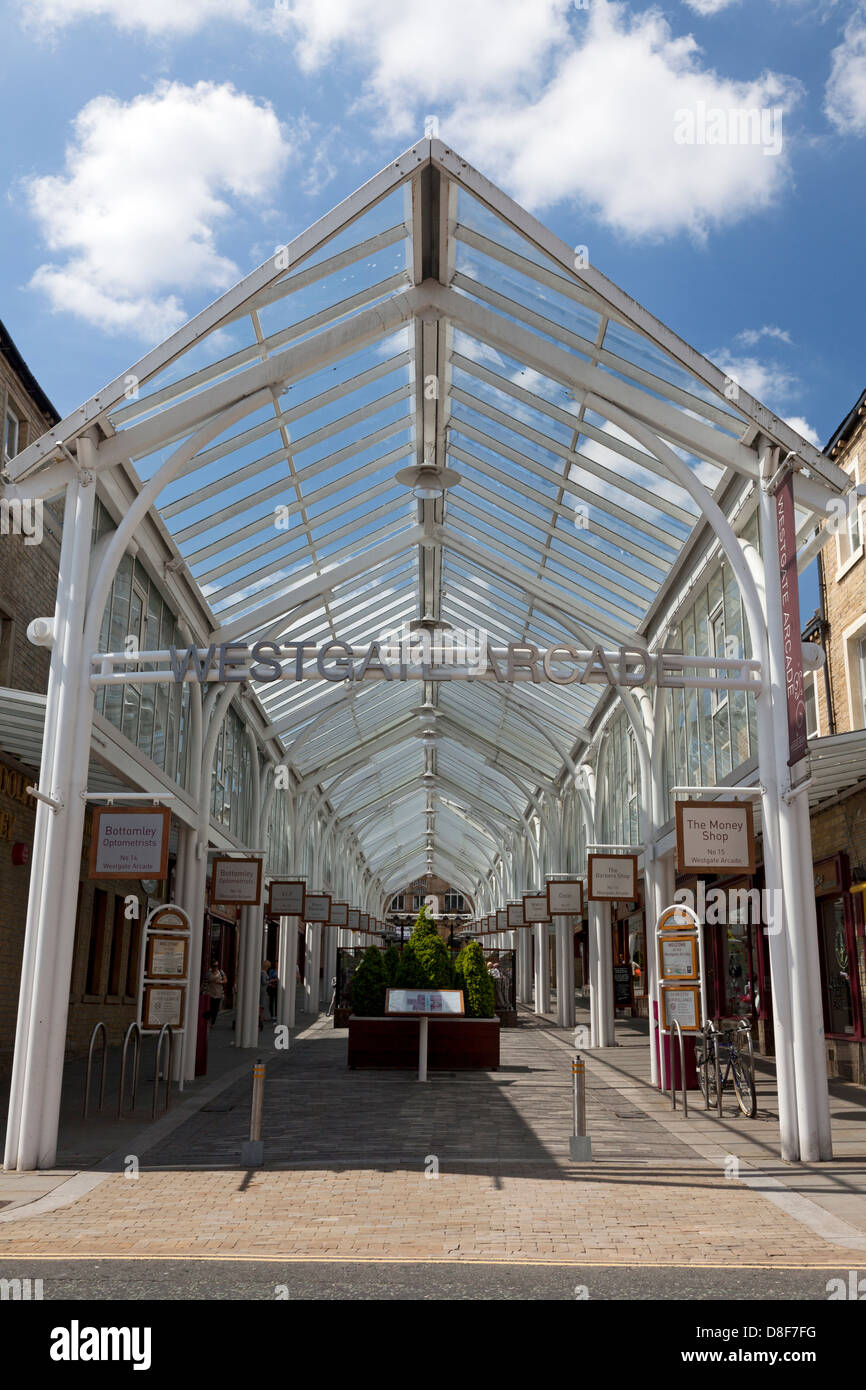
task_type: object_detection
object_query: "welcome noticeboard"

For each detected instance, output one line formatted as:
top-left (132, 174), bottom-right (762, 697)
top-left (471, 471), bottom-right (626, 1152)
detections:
top-left (88, 805), bottom-right (171, 881)
top-left (675, 799), bottom-right (756, 875)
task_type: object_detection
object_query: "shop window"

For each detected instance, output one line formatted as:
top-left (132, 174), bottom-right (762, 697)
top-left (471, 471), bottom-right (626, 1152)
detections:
top-left (835, 456), bottom-right (862, 577)
top-left (85, 890), bottom-right (108, 995)
top-left (106, 896), bottom-right (127, 997)
top-left (0, 608), bottom-right (14, 685)
top-left (4, 409), bottom-right (20, 461)
top-left (817, 897), bottom-right (856, 1036)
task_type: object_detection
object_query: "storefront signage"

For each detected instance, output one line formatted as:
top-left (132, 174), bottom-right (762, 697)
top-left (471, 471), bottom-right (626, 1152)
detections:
top-left (675, 800), bottom-right (755, 875)
top-left (165, 640), bottom-right (759, 689)
top-left (330, 901), bottom-right (349, 927)
top-left (523, 894), bottom-right (551, 924)
top-left (546, 879), bottom-right (584, 916)
top-left (776, 471), bottom-right (808, 766)
top-left (658, 935), bottom-right (698, 981)
top-left (267, 879), bottom-right (305, 916)
top-left (496, 909), bottom-right (507, 930)
top-left (209, 856), bottom-right (263, 906)
top-left (350, 909), bottom-right (362, 930)
top-left (386, 989), bottom-right (465, 1015)
top-left (303, 893), bottom-right (331, 923)
top-left (146, 934), bottom-right (188, 980)
top-left (88, 805), bottom-right (170, 881)
top-left (507, 901), bottom-right (526, 928)
top-left (659, 985), bottom-right (701, 1032)
top-left (143, 984), bottom-right (185, 1030)
top-left (613, 963), bottom-right (633, 1009)
top-left (587, 854), bottom-right (638, 903)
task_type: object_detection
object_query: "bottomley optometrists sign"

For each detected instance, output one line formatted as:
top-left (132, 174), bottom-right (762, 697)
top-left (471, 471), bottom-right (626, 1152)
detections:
top-left (89, 806), bottom-right (170, 880)
top-left (675, 800), bottom-right (756, 875)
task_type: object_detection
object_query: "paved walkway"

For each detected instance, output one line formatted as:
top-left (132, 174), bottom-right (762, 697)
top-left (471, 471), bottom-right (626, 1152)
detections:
top-left (0, 1008), bottom-right (864, 1266)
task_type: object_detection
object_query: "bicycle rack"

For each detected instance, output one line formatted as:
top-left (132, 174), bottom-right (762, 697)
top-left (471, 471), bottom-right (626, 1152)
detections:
top-left (669, 1018), bottom-right (688, 1118)
top-left (83, 1021), bottom-right (108, 1118)
top-left (152, 1025), bottom-right (174, 1119)
top-left (117, 1021), bottom-right (142, 1118)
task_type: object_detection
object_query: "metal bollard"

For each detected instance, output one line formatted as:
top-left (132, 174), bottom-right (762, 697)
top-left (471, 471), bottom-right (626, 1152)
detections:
top-left (241, 1059), bottom-right (266, 1166)
top-left (569, 1055), bottom-right (592, 1161)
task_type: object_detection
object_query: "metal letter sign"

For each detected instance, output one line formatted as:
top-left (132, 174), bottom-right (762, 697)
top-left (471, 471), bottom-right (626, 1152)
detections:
top-left (777, 471), bottom-right (808, 766)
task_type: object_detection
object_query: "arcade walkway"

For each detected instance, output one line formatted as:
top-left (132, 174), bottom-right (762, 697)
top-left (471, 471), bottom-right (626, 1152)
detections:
top-left (0, 1013), bottom-right (864, 1271)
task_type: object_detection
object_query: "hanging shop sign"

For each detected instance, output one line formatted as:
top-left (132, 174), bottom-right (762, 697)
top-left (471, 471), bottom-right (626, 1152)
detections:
top-left (386, 988), bottom-right (465, 1016)
top-left (658, 935), bottom-right (699, 981)
top-left (496, 909), bottom-right (507, 931)
top-left (546, 878), bottom-right (584, 916)
top-left (330, 901), bottom-right (349, 927)
top-left (88, 805), bottom-right (171, 881)
top-left (587, 854), bottom-right (638, 903)
top-left (675, 800), bottom-right (755, 876)
top-left (523, 893), bottom-right (551, 924)
top-left (142, 983), bottom-right (185, 1030)
top-left (304, 893), bottom-right (331, 923)
top-left (146, 934), bottom-right (189, 981)
top-left (267, 879), bottom-right (305, 916)
top-left (659, 985), bottom-right (701, 1033)
top-left (776, 471), bottom-right (808, 766)
top-left (209, 856), bottom-right (263, 906)
top-left (507, 900), bottom-right (526, 928)
top-left (350, 909), bottom-right (362, 931)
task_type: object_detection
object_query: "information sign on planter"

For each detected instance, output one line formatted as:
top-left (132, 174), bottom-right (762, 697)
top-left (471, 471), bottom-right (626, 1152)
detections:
top-left (507, 901), bottom-right (526, 928)
top-left (89, 805), bottom-right (170, 881)
top-left (587, 854), bottom-right (638, 903)
top-left (523, 893), bottom-right (551, 923)
top-left (386, 989), bottom-right (465, 1015)
top-left (210, 856), bottom-right (262, 906)
top-left (546, 878), bottom-right (584, 916)
top-left (675, 800), bottom-right (755, 875)
top-left (304, 893), bottom-right (331, 923)
top-left (267, 879), bottom-right (305, 916)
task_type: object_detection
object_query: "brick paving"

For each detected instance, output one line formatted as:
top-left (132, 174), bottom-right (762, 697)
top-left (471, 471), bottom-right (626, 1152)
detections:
top-left (0, 1012), bottom-right (862, 1265)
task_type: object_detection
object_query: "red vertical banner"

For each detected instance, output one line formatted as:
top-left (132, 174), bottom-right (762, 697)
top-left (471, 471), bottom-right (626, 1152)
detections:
top-left (776, 471), bottom-right (808, 766)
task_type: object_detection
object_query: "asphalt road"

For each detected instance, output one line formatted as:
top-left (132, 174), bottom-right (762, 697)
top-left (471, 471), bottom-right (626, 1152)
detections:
top-left (0, 1257), bottom-right (854, 1300)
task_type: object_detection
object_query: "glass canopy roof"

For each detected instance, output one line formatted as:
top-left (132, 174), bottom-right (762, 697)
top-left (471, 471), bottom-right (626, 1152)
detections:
top-left (9, 139), bottom-right (847, 908)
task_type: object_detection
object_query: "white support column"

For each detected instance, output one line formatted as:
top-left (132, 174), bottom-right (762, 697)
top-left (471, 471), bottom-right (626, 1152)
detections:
top-left (517, 925), bottom-right (532, 1005)
top-left (4, 471), bottom-right (96, 1170)
top-left (304, 923), bottom-right (321, 1016)
top-left (757, 445), bottom-right (832, 1161)
top-left (554, 914), bottom-right (575, 1028)
top-left (277, 915), bottom-right (299, 1028)
top-left (534, 924), bottom-right (550, 1014)
top-left (590, 900), bottom-right (615, 1047)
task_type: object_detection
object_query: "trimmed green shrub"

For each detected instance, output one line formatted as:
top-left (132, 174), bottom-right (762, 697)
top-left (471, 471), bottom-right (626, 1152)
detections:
top-left (351, 945), bottom-right (387, 1016)
top-left (382, 944), bottom-right (401, 987)
top-left (454, 940), bottom-right (495, 1018)
top-left (395, 937), bottom-right (428, 988)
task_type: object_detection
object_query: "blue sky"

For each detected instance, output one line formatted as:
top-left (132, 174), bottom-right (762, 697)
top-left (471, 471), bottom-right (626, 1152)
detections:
top-left (2, 0), bottom-right (864, 614)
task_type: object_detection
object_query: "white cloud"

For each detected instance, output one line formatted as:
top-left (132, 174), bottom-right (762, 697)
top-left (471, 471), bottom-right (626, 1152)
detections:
top-left (784, 415), bottom-right (821, 447)
top-left (711, 352), bottom-right (796, 402)
top-left (19, 0), bottom-right (252, 34)
top-left (825, 11), bottom-right (866, 133)
top-left (276, 0), bottom-right (572, 134)
top-left (24, 82), bottom-right (290, 338)
top-left (682, 0), bottom-right (740, 14)
top-left (735, 325), bottom-right (793, 347)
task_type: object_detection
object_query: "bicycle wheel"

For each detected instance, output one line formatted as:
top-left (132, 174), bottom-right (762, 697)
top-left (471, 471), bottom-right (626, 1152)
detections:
top-left (731, 1051), bottom-right (756, 1118)
top-left (697, 1042), bottom-right (716, 1107)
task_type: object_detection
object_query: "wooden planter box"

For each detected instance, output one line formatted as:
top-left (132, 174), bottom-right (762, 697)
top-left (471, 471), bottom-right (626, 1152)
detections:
top-left (333, 1006), bottom-right (352, 1029)
top-left (347, 1016), bottom-right (500, 1070)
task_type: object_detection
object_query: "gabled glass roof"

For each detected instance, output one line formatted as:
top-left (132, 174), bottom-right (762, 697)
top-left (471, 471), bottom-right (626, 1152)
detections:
top-left (10, 138), bottom-right (848, 908)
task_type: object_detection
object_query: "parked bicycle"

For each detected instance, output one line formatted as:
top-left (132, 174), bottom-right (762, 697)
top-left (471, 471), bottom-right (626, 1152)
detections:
top-left (696, 1018), bottom-right (757, 1118)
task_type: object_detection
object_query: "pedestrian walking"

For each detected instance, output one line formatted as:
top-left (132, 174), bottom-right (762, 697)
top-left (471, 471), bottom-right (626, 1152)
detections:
top-left (266, 961), bottom-right (278, 1019)
top-left (203, 958), bottom-right (226, 1027)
